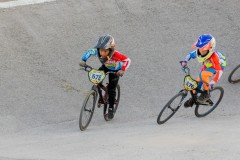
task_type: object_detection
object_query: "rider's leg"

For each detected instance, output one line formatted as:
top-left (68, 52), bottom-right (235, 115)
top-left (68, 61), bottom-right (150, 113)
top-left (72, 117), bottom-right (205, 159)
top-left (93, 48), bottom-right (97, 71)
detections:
top-left (98, 65), bottom-right (119, 118)
top-left (196, 68), bottom-right (216, 103)
top-left (184, 68), bottom-right (216, 107)
top-left (184, 97), bottom-right (194, 108)
top-left (108, 72), bottom-right (119, 119)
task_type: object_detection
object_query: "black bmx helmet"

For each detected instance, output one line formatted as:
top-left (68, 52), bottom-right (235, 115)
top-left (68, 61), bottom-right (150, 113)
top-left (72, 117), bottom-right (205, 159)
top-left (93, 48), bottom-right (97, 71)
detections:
top-left (94, 34), bottom-right (115, 58)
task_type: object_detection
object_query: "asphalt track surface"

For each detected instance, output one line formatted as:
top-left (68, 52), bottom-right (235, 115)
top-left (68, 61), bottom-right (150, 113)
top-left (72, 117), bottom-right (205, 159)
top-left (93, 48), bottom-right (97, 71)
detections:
top-left (0, 0), bottom-right (240, 159)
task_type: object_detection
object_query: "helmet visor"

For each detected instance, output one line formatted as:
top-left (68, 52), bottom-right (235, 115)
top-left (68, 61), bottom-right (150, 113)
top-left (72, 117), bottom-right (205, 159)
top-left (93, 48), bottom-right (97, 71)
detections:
top-left (198, 42), bottom-right (212, 51)
top-left (193, 41), bottom-right (212, 51)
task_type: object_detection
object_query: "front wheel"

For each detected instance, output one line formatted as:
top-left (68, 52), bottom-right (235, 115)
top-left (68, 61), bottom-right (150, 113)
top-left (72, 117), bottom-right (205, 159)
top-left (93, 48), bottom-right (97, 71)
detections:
top-left (79, 90), bottom-right (97, 131)
top-left (103, 84), bottom-right (121, 121)
top-left (157, 92), bottom-right (185, 125)
top-left (195, 86), bottom-right (224, 117)
top-left (228, 64), bottom-right (240, 84)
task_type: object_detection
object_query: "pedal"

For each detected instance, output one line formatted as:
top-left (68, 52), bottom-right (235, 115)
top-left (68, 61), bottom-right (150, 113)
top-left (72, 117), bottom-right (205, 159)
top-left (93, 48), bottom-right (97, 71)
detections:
top-left (207, 99), bottom-right (214, 105)
top-left (198, 99), bottom-right (212, 105)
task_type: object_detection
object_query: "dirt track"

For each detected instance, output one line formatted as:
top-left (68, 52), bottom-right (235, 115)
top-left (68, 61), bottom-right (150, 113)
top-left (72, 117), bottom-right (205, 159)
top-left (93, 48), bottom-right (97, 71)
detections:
top-left (0, 0), bottom-right (240, 159)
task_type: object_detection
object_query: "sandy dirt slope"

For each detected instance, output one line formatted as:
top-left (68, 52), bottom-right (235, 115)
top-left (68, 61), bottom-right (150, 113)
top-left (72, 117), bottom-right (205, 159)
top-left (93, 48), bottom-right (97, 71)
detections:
top-left (0, 0), bottom-right (240, 159)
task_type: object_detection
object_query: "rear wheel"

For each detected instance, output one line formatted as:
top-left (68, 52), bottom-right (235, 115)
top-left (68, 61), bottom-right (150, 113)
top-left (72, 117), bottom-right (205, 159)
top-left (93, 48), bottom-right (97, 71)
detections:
top-left (228, 64), bottom-right (240, 84)
top-left (103, 84), bottom-right (120, 121)
top-left (157, 92), bottom-right (185, 125)
top-left (195, 86), bottom-right (224, 117)
top-left (114, 84), bottom-right (121, 113)
top-left (79, 90), bottom-right (97, 131)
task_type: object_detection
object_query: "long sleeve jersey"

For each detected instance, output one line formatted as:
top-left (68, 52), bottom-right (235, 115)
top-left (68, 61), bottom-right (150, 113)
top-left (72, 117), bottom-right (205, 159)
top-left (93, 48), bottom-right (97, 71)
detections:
top-left (82, 49), bottom-right (131, 71)
top-left (184, 50), bottom-right (226, 82)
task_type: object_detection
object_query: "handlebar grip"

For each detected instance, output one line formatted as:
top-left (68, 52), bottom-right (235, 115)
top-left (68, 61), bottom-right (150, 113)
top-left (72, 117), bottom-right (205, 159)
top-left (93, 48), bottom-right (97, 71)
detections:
top-left (80, 64), bottom-right (93, 72)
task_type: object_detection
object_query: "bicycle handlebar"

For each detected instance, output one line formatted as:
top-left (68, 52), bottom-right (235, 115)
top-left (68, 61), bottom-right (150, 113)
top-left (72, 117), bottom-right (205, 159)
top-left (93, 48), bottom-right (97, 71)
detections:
top-left (182, 66), bottom-right (190, 75)
top-left (80, 64), bottom-right (118, 76)
top-left (80, 64), bottom-right (92, 72)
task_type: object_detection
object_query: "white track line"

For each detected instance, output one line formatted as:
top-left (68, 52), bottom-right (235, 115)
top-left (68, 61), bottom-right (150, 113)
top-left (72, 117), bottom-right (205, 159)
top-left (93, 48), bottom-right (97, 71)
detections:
top-left (0, 0), bottom-right (56, 8)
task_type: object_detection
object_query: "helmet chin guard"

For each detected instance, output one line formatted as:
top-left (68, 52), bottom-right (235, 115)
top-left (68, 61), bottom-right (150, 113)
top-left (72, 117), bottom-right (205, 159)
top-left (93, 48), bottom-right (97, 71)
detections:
top-left (197, 50), bottom-right (213, 63)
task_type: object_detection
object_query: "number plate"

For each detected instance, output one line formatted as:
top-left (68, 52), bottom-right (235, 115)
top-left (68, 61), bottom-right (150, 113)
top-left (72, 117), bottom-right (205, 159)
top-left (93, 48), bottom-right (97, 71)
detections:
top-left (184, 75), bottom-right (198, 91)
top-left (88, 69), bottom-right (106, 84)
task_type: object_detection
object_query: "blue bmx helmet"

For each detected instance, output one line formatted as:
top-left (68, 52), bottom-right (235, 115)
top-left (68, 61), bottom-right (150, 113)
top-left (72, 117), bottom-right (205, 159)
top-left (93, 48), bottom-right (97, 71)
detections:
top-left (193, 34), bottom-right (216, 63)
top-left (195, 34), bottom-right (215, 49)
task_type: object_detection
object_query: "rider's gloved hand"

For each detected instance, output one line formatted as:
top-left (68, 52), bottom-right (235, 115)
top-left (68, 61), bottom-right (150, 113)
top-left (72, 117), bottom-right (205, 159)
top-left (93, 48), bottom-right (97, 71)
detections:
top-left (79, 60), bottom-right (86, 67)
top-left (209, 80), bottom-right (216, 89)
top-left (180, 61), bottom-right (187, 68)
top-left (117, 70), bottom-right (125, 77)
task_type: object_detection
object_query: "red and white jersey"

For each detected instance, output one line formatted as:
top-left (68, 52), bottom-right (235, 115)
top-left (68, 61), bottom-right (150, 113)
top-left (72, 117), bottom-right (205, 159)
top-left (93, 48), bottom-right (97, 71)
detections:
top-left (82, 49), bottom-right (131, 71)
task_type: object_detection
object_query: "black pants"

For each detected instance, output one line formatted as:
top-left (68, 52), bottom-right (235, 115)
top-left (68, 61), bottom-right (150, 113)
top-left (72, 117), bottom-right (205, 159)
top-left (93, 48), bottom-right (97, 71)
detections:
top-left (99, 65), bottom-right (119, 108)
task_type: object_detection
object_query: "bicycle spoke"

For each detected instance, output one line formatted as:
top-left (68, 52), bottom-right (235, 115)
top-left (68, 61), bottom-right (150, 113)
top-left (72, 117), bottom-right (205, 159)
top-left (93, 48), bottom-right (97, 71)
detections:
top-left (168, 105), bottom-right (174, 112)
top-left (84, 108), bottom-right (93, 113)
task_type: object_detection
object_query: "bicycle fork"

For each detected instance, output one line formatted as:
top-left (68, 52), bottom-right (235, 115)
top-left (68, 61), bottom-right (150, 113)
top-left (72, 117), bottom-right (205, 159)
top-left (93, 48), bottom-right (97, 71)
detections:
top-left (176, 89), bottom-right (188, 109)
top-left (96, 84), bottom-right (108, 108)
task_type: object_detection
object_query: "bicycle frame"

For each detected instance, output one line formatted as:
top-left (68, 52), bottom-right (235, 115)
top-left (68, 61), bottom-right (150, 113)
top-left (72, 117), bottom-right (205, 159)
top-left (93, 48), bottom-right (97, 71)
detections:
top-left (94, 83), bottom-right (108, 107)
top-left (81, 64), bottom-right (117, 107)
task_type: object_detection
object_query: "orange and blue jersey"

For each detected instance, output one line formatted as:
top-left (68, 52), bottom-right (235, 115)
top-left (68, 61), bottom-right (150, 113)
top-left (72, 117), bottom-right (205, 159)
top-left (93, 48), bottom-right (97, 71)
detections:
top-left (184, 50), bottom-right (226, 82)
top-left (82, 49), bottom-right (131, 71)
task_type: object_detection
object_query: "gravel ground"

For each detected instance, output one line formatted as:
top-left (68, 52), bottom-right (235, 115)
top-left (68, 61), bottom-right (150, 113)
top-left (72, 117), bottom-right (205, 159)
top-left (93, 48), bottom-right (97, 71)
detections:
top-left (0, 0), bottom-right (240, 159)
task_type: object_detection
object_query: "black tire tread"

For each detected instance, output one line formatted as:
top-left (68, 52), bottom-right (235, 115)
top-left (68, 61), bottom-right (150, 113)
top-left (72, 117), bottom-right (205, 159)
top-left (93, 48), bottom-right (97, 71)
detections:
top-left (79, 90), bottom-right (96, 131)
top-left (228, 64), bottom-right (240, 84)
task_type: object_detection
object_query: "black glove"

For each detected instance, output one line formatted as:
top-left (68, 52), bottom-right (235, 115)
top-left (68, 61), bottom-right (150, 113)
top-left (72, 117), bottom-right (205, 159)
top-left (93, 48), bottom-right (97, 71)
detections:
top-left (117, 70), bottom-right (125, 77)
